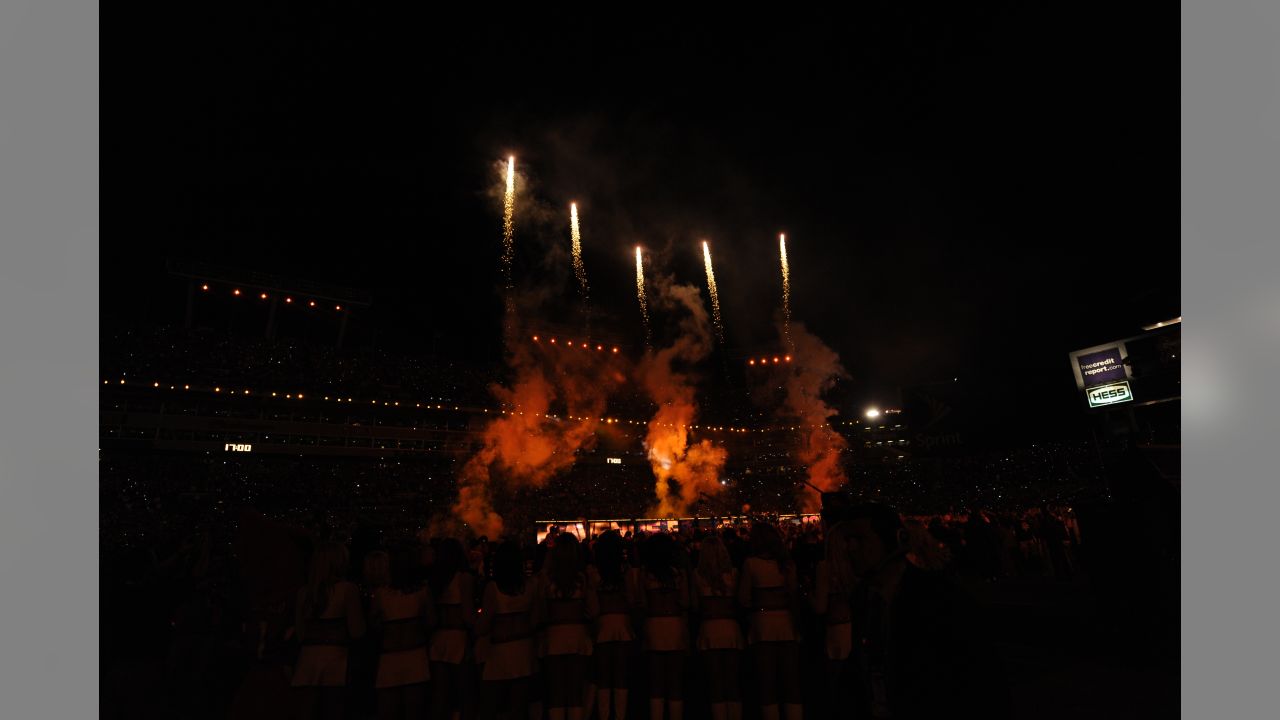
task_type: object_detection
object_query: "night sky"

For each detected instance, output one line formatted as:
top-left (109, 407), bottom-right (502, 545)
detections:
top-left (109, 5), bottom-right (1175, 430)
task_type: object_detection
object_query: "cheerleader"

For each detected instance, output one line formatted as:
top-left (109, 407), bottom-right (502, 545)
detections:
top-left (640, 533), bottom-right (690, 720)
top-left (428, 538), bottom-right (475, 720)
top-left (810, 526), bottom-right (854, 720)
top-left (293, 542), bottom-right (366, 720)
top-left (738, 524), bottom-right (801, 720)
top-left (369, 543), bottom-right (435, 720)
top-left (694, 535), bottom-right (744, 720)
top-left (477, 540), bottom-right (537, 720)
top-left (586, 531), bottom-right (637, 720)
top-left (539, 534), bottom-right (593, 720)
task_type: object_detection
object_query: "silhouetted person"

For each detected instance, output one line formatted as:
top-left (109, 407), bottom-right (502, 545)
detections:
top-left (477, 540), bottom-right (537, 720)
top-left (840, 504), bottom-right (1010, 720)
top-left (293, 542), bottom-right (366, 720)
top-left (428, 538), bottom-right (475, 720)
top-left (539, 533), bottom-right (592, 720)
top-left (640, 533), bottom-right (691, 720)
top-left (369, 543), bottom-right (435, 720)
top-left (586, 531), bottom-right (637, 720)
top-left (738, 523), bottom-right (802, 720)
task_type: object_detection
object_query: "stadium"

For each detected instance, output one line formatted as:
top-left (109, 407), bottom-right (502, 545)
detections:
top-left (91, 11), bottom-right (1184, 717)
top-left (100, 259), bottom-right (1136, 555)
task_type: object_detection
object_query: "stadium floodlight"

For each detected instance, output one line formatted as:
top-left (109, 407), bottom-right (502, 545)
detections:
top-left (1142, 316), bottom-right (1182, 331)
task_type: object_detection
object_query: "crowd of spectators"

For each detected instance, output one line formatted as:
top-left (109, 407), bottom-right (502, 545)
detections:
top-left (102, 325), bottom-right (501, 408)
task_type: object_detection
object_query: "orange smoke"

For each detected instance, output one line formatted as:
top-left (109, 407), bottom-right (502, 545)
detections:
top-left (777, 321), bottom-right (849, 511)
top-left (448, 330), bottom-right (623, 537)
top-left (635, 276), bottom-right (727, 517)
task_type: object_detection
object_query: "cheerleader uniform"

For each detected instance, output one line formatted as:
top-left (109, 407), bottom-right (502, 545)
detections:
top-left (293, 580), bottom-right (365, 688)
top-left (540, 575), bottom-right (593, 658)
top-left (695, 571), bottom-right (744, 651)
top-left (590, 569), bottom-right (636, 647)
top-left (429, 574), bottom-right (472, 665)
top-left (372, 586), bottom-right (432, 689)
top-left (642, 572), bottom-right (689, 653)
top-left (739, 558), bottom-right (795, 644)
top-left (478, 581), bottom-right (536, 681)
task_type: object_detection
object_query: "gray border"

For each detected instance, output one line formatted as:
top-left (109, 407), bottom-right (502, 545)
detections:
top-left (0, 0), bottom-right (99, 716)
top-left (1, 1), bottom-right (1274, 715)
top-left (1182, 1), bottom-right (1280, 716)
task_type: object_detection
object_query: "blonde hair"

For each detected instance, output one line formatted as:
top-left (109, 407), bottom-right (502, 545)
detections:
top-left (303, 542), bottom-right (349, 617)
top-left (697, 535), bottom-right (733, 595)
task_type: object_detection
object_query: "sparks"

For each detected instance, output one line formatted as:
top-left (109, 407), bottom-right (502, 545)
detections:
top-left (635, 246), bottom-right (652, 347)
top-left (501, 156), bottom-right (516, 321)
top-left (570, 202), bottom-right (590, 329)
top-left (780, 233), bottom-right (793, 352)
top-left (702, 240), bottom-right (724, 344)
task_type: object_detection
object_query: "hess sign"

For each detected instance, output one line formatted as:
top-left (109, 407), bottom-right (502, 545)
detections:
top-left (1086, 381), bottom-right (1133, 408)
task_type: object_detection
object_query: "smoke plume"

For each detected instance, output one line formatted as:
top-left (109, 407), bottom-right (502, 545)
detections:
top-left (636, 275), bottom-right (727, 517)
top-left (778, 320), bottom-right (849, 511)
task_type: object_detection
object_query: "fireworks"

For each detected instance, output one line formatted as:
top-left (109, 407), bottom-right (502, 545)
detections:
top-left (502, 156), bottom-right (516, 322)
top-left (701, 240), bottom-right (724, 344)
top-left (780, 233), bottom-right (793, 353)
top-left (502, 157), bottom-right (515, 282)
top-left (635, 246), bottom-right (652, 347)
top-left (570, 203), bottom-right (590, 330)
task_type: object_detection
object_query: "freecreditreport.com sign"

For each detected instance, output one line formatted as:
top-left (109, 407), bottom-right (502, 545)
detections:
top-left (1069, 341), bottom-right (1135, 410)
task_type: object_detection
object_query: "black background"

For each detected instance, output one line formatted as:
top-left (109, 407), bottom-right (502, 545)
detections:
top-left (108, 5), bottom-right (1175, 433)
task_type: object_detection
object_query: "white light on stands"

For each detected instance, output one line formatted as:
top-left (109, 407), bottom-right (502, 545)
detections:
top-left (1142, 316), bottom-right (1183, 331)
top-left (865, 408), bottom-right (880, 419)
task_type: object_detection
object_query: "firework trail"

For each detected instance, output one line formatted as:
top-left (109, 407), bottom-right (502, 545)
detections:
top-left (635, 246), bottom-right (652, 347)
top-left (570, 202), bottom-right (590, 331)
top-left (501, 157), bottom-right (516, 322)
top-left (779, 233), bottom-right (793, 353)
top-left (701, 240), bottom-right (725, 344)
